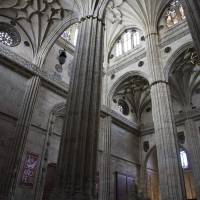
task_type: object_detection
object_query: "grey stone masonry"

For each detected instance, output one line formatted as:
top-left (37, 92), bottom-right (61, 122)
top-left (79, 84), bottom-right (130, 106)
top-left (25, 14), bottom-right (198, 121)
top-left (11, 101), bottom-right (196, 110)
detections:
top-left (146, 32), bottom-right (186, 200)
top-left (0, 76), bottom-right (41, 200)
top-left (99, 116), bottom-right (112, 200)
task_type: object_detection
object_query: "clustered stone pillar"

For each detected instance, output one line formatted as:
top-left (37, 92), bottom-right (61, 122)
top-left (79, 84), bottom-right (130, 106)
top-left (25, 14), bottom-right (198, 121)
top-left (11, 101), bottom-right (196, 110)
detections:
top-left (146, 31), bottom-right (186, 200)
top-left (99, 116), bottom-right (111, 200)
top-left (51, 15), bottom-right (104, 200)
top-left (182, 0), bottom-right (200, 57)
top-left (0, 76), bottom-right (41, 200)
top-left (184, 118), bottom-right (200, 199)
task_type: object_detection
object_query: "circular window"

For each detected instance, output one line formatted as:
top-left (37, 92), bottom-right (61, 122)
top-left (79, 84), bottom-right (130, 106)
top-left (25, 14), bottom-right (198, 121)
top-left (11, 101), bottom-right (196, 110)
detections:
top-left (118, 99), bottom-right (129, 116)
top-left (0, 22), bottom-right (21, 47)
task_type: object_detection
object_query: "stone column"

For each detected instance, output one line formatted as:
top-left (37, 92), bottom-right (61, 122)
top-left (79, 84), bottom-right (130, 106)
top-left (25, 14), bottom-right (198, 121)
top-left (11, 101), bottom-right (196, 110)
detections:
top-left (146, 32), bottom-right (186, 200)
top-left (182, 0), bottom-right (200, 57)
top-left (184, 118), bottom-right (200, 199)
top-left (52, 15), bottom-right (104, 200)
top-left (99, 116), bottom-right (111, 200)
top-left (0, 76), bottom-right (41, 200)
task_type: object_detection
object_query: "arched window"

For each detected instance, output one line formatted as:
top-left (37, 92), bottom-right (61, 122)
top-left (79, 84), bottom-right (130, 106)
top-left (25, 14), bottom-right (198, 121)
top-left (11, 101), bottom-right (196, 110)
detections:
top-left (61, 23), bottom-right (79, 46)
top-left (165, 0), bottom-right (186, 28)
top-left (110, 29), bottom-right (141, 59)
top-left (180, 150), bottom-right (189, 169)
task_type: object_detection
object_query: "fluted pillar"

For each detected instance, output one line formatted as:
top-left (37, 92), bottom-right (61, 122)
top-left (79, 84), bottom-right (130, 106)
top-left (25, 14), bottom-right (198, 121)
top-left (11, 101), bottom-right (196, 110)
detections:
top-left (99, 116), bottom-right (111, 200)
top-left (52, 15), bottom-right (104, 200)
top-left (182, 0), bottom-right (200, 57)
top-left (184, 118), bottom-right (200, 199)
top-left (146, 32), bottom-right (186, 200)
top-left (0, 76), bottom-right (40, 200)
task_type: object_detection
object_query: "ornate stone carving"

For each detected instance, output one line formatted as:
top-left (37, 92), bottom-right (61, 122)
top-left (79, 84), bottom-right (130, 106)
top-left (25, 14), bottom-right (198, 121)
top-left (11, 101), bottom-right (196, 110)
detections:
top-left (113, 75), bottom-right (151, 123)
top-left (106, 1), bottom-right (122, 24)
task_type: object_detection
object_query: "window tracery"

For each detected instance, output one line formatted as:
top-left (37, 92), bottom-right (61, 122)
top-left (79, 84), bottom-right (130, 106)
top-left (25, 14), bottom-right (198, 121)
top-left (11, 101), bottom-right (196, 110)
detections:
top-left (165, 0), bottom-right (186, 28)
top-left (115, 99), bottom-right (130, 116)
top-left (61, 23), bottom-right (79, 46)
top-left (110, 29), bottom-right (141, 59)
top-left (0, 22), bottom-right (21, 47)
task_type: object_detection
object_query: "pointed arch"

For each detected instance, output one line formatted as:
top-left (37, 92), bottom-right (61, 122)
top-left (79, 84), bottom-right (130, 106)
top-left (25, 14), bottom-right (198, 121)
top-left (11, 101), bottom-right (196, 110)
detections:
top-left (108, 70), bottom-right (150, 107)
top-left (163, 41), bottom-right (193, 81)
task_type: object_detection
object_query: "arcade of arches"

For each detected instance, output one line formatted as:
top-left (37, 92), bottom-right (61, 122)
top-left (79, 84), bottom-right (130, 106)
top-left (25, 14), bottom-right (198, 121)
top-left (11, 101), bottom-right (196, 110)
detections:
top-left (0, 0), bottom-right (200, 200)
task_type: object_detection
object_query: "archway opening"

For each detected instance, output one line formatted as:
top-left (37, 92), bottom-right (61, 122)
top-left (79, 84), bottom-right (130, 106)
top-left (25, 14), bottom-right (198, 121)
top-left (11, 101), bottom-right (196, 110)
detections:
top-left (180, 149), bottom-right (196, 199)
top-left (168, 47), bottom-right (199, 199)
top-left (146, 148), bottom-right (160, 200)
top-left (111, 75), bottom-right (151, 125)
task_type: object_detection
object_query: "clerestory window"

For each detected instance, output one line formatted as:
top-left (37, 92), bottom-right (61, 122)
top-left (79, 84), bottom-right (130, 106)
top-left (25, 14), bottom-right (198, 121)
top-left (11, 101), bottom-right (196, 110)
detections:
top-left (110, 29), bottom-right (141, 59)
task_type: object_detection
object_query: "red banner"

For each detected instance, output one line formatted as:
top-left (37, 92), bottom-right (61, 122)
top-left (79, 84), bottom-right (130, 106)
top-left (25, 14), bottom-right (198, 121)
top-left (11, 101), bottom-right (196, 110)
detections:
top-left (21, 152), bottom-right (39, 187)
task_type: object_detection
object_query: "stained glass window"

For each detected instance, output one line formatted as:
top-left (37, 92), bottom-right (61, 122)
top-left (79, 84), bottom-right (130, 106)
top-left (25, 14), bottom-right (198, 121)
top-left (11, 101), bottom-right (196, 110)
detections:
top-left (165, 0), bottom-right (186, 28)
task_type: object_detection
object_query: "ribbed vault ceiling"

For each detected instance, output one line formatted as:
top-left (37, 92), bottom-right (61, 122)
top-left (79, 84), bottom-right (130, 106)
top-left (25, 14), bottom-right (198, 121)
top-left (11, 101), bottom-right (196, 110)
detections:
top-left (104, 0), bottom-right (170, 55)
top-left (0, 0), bottom-right (170, 58)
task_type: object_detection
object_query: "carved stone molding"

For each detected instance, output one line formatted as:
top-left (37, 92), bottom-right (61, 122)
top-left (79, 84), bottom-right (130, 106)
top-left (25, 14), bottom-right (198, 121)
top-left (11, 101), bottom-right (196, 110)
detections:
top-left (0, 0), bottom-right (72, 55)
top-left (159, 21), bottom-right (190, 48)
top-left (107, 48), bottom-right (146, 75)
top-left (101, 105), bottom-right (139, 132)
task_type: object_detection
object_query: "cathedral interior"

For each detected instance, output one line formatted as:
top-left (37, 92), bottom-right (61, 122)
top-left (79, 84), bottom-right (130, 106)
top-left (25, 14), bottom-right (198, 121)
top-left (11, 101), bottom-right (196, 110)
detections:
top-left (0, 0), bottom-right (200, 200)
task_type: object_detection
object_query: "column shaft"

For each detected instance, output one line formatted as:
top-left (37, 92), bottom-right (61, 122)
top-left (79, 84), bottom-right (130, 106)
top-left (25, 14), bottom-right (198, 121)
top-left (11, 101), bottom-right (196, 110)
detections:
top-left (99, 116), bottom-right (111, 200)
top-left (182, 0), bottom-right (200, 57)
top-left (52, 17), bottom-right (104, 200)
top-left (146, 32), bottom-right (186, 200)
top-left (0, 76), bottom-right (40, 200)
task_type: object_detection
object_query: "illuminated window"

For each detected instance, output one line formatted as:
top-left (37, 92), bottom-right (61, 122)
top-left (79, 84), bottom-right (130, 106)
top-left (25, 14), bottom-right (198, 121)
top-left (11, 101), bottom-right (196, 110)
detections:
top-left (116, 41), bottom-right (123, 56)
top-left (61, 23), bottom-right (79, 46)
top-left (165, 0), bottom-right (186, 28)
top-left (133, 31), bottom-right (140, 47)
top-left (73, 28), bottom-right (78, 46)
top-left (0, 32), bottom-right (13, 46)
top-left (180, 150), bottom-right (188, 169)
top-left (110, 29), bottom-right (141, 59)
top-left (0, 22), bottom-right (21, 47)
top-left (117, 99), bottom-right (129, 116)
top-left (123, 31), bottom-right (132, 52)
